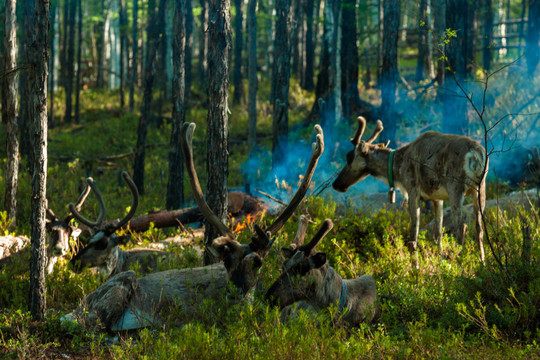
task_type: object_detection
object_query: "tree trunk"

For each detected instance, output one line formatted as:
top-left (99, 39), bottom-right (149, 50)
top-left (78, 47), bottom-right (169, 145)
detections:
top-left (64, 0), bottom-right (76, 123)
top-left (303, 0), bottom-right (315, 91)
top-left (119, 0), bottom-right (127, 109)
top-left (443, 0), bottom-right (469, 135)
top-left (198, 0), bottom-right (209, 87)
top-left (415, 0), bottom-right (428, 81)
top-left (185, 0), bottom-right (193, 102)
top-left (205, 0), bottom-right (231, 265)
top-left (271, 0), bottom-right (291, 169)
top-left (129, 0), bottom-right (138, 111)
top-left (156, 0), bottom-right (168, 117)
top-left (325, 0), bottom-right (342, 128)
top-left (18, 0), bottom-right (34, 163)
top-left (432, 0), bottom-right (445, 85)
top-left (167, 0), bottom-right (186, 210)
top-left (380, 0), bottom-right (400, 145)
top-left (133, 0), bottom-right (163, 194)
top-left (341, 0), bottom-right (360, 119)
top-left (75, 0), bottom-right (83, 123)
top-left (3, 0), bottom-right (19, 228)
top-left (291, 0), bottom-right (302, 79)
top-left (247, 0), bottom-right (257, 152)
top-left (96, 0), bottom-right (106, 88)
top-left (49, 3), bottom-right (57, 126)
top-left (28, 0), bottom-right (50, 321)
top-left (60, 0), bottom-right (69, 90)
top-left (527, 0), bottom-right (540, 75)
top-left (481, 0), bottom-right (493, 72)
top-left (232, 0), bottom-right (245, 105)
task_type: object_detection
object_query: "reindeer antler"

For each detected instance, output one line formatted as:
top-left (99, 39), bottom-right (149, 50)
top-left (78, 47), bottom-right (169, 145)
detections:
top-left (299, 219), bottom-right (333, 256)
top-left (351, 117), bottom-right (367, 146)
top-left (365, 120), bottom-right (384, 144)
top-left (180, 123), bottom-right (236, 240)
top-left (69, 177), bottom-right (107, 228)
top-left (266, 125), bottom-right (324, 236)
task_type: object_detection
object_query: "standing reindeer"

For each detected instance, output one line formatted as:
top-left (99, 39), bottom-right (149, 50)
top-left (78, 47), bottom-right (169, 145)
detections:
top-left (69, 172), bottom-right (173, 278)
top-left (62, 123), bottom-right (325, 331)
top-left (265, 216), bottom-right (377, 325)
top-left (332, 117), bottom-right (488, 266)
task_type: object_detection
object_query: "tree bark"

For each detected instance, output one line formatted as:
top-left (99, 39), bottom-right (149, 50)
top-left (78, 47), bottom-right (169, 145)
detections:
top-left (133, 0), bottom-right (163, 194)
top-left (167, 0), bottom-right (186, 210)
top-left (156, 0), bottom-right (168, 117)
top-left (75, 0), bottom-right (83, 123)
top-left (18, 0), bottom-right (34, 163)
top-left (291, 0), bottom-right (302, 79)
top-left (527, 0), bottom-right (540, 75)
top-left (119, 0), bottom-right (127, 109)
top-left (64, 0), bottom-right (76, 123)
top-left (129, 0), bottom-right (138, 111)
top-left (232, 0), bottom-right (245, 105)
top-left (49, 3), bottom-right (57, 126)
top-left (198, 0), bottom-right (209, 87)
top-left (380, 0), bottom-right (400, 145)
top-left (271, 0), bottom-right (291, 169)
top-left (28, 0), bottom-right (50, 321)
top-left (341, 0), bottom-right (359, 119)
top-left (247, 0), bottom-right (257, 152)
top-left (432, 0), bottom-right (445, 85)
top-left (185, 0), bottom-right (193, 102)
top-left (415, 0), bottom-right (428, 81)
top-left (96, 0), bottom-right (106, 88)
top-left (303, 0), bottom-right (315, 91)
top-left (3, 0), bottom-right (19, 228)
top-left (205, 0), bottom-right (232, 265)
top-left (325, 0), bottom-right (342, 128)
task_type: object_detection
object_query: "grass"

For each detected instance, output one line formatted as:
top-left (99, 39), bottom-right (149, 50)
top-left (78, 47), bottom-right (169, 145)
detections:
top-left (0, 75), bottom-right (539, 359)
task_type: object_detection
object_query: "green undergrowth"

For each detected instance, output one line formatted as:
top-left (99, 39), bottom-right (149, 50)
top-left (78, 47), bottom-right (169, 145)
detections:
top-left (0, 86), bottom-right (539, 358)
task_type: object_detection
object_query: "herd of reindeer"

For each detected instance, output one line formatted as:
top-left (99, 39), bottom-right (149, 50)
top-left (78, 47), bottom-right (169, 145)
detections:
top-left (1, 117), bottom-right (489, 332)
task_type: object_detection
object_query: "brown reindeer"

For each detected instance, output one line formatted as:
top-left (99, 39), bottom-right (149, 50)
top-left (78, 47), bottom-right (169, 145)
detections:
top-left (333, 117), bottom-right (488, 266)
top-left (62, 123), bottom-right (325, 331)
top-left (69, 172), bottom-right (174, 278)
top-left (265, 216), bottom-right (377, 326)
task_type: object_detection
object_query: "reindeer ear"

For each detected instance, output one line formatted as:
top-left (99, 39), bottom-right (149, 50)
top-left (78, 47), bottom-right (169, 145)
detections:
top-left (310, 252), bottom-right (327, 269)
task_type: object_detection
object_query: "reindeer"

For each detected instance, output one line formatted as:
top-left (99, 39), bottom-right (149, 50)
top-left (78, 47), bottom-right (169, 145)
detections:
top-left (265, 216), bottom-right (377, 326)
top-left (62, 123), bottom-right (325, 331)
top-left (0, 181), bottom-right (90, 273)
top-left (332, 117), bottom-right (488, 266)
top-left (68, 172), bottom-right (175, 278)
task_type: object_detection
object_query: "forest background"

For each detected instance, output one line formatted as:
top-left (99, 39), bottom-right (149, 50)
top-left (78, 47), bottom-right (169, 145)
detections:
top-left (0, 0), bottom-right (539, 358)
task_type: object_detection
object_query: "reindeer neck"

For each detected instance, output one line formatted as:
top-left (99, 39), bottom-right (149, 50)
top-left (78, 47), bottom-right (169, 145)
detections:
top-left (369, 147), bottom-right (406, 191)
top-left (312, 265), bottom-right (344, 311)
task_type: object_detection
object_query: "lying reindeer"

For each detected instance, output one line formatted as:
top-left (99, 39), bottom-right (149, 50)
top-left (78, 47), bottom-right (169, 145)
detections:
top-left (69, 172), bottom-right (173, 278)
top-left (62, 123), bottom-right (325, 331)
top-left (266, 217), bottom-right (377, 326)
top-left (0, 181), bottom-right (90, 273)
top-left (332, 117), bottom-right (488, 266)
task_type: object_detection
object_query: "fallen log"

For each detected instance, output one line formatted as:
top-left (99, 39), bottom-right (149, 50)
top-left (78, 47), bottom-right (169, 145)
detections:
top-left (123, 191), bottom-right (268, 233)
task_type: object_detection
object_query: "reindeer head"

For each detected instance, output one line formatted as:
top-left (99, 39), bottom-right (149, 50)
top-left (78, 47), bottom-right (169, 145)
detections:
top-left (332, 117), bottom-right (387, 192)
top-left (265, 218), bottom-right (333, 308)
top-left (45, 181), bottom-right (92, 259)
top-left (181, 122), bottom-right (324, 296)
top-left (69, 172), bottom-right (138, 273)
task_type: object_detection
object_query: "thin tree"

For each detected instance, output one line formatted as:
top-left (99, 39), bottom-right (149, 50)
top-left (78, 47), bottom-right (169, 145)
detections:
top-left (166, 0), bottom-right (186, 210)
top-left (133, 0), bottom-right (164, 194)
top-left (432, 0), bottom-right (445, 85)
top-left (18, 0), bottom-right (34, 163)
top-left (96, 0), bottom-right (106, 88)
top-left (232, 0), bottom-right (244, 104)
top-left (247, 0), bottom-right (257, 152)
top-left (415, 0), bottom-right (428, 81)
top-left (75, 0), bottom-right (83, 123)
top-left (527, 0), bottom-right (540, 75)
top-left (3, 0), bottom-right (19, 228)
top-left (119, 0), bottom-right (127, 109)
top-left (49, 2), bottom-right (57, 126)
top-left (64, 0), bottom-right (76, 123)
top-left (380, 0), bottom-right (400, 145)
top-left (156, 0), bottom-right (168, 117)
top-left (303, 0), bottom-right (315, 91)
top-left (28, 0), bottom-right (50, 321)
top-left (129, 0), bottom-right (138, 111)
top-left (198, 0), bottom-right (209, 86)
top-left (185, 0), bottom-right (193, 102)
top-left (325, 0), bottom-right (342, 128)
top-left (271, 0), bottom-right (291, 168)
top-left (481, 0), bottom-right (493, 72)
top-left (204, 0), bottom-right (232, 265)
top-left (341, 0), bottom-right (359, 119)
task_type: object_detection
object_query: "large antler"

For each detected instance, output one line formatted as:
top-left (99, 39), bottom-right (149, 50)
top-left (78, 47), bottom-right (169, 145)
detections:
top-left (299, 219), bottom-right (333, 256)
top-left (351, 116), bottom-right (367, 146)
top-left (365, 120), bottom-right (384, 144)
top-left (111, 171), bottom-right (139, 231)
top-left (180, 123), bottom-right (236, 240)
top-left (265, 125), bottom-right (324, 236)
top-left (69, 177), bottom-right (107, 228)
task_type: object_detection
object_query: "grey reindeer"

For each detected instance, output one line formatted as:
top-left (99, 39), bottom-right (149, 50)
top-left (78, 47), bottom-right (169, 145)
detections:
top-left (62, 123), bottom-right (325, 331)
top-left (332, 117), bottom-right (488, 266)
top-left (69, 171), bottom-right (173, 278)
top-left (265, 216), bottom-right (377, 326)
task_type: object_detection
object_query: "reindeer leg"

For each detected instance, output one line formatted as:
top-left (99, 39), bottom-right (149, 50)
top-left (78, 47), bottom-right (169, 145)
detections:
top-left (472, 187), bottom-right (485, 264)
top-left (407, 193), bottom-right (421, 269)
top-left (448, 186), bottom-right (466, 246)
top-left (432, 200), bottom-right (444, 254)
